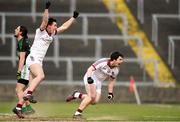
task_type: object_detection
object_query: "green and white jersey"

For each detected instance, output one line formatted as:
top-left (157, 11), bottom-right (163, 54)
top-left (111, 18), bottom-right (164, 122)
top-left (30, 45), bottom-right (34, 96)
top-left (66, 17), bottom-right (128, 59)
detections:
top-left (16, 38), bottom-right (30, 64)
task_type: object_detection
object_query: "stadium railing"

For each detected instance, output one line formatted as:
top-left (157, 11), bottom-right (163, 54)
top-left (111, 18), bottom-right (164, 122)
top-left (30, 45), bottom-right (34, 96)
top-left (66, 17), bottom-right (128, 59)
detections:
top-left (0, 12), bottom-right (128, 45)
top-left (152, 14), bottom-right (180, 47)
top-left (0, 34), bottom-right (158, 84)
top-left (126, 0), bottom-right (180, 24)
top-left (168, 36), bottom-right (180, 69)
top-left (0, 12), bottom-right (159, 84)
top-left (151, 14), bottom-right (180, 70)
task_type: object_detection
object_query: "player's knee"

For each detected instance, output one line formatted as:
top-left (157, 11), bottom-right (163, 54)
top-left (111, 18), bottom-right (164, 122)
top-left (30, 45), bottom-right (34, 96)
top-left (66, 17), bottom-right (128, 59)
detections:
top-left (91, 101), bottom-right (97, 105)
top-left (90, 96), bottom-right (96, 101)
top-left (37, 74), bottom-right (45, 81)
top-left (87, 96), bottom-right (93, 102)
top-left (41, 74), bottom-right (45, 80)
top-left (15, 87), bottom-right (23, 94)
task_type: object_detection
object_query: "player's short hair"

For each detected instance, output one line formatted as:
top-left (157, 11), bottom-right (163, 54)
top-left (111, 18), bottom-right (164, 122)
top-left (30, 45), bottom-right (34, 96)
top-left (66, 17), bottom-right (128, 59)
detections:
top-left (110, 51), bottom-right (124, 61)
top-left (20, 26), bottom-right (28, 39)
top-left (48, 18), bottom-right (57, 26)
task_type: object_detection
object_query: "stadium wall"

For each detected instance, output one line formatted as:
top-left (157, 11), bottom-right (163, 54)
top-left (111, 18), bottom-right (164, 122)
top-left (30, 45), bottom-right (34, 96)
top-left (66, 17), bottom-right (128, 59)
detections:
top-left (0, 83), bottom-right (180, 103)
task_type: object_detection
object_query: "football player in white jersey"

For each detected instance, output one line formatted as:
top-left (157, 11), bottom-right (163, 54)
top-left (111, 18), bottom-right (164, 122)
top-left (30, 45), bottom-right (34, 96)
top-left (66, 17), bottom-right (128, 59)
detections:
top-left (23, 1), bottom-right (79, 103)
top-left (66, 51), bottom-right (124, 119)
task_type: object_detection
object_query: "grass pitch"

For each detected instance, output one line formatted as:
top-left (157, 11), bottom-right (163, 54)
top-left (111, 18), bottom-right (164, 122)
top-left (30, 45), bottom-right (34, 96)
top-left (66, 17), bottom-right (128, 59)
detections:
top-left (0, 102), bottom-right (180, 121)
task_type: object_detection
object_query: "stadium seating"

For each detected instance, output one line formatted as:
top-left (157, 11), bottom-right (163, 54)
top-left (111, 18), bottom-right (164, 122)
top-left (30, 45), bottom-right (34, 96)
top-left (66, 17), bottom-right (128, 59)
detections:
top-left (1, 0), bottom-right (167, 83)
top-left (126, 0), bottom-right (180, 83)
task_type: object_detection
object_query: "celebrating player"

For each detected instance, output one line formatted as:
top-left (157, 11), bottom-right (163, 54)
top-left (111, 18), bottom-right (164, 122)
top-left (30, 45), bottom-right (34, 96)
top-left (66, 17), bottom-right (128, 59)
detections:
top-left (66, 51), bottom-right (124, 119)
top-left (12, 26), bottom-right (35, 118)
top-left (23, 1), bottom-right (79, 105)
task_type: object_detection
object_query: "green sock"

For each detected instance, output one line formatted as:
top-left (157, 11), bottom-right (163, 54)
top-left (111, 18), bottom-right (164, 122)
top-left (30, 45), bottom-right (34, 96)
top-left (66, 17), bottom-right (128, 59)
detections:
top-left (26, 105), bottom-right (33, 111)
top-left (22, 107), bottom-right (27, 112)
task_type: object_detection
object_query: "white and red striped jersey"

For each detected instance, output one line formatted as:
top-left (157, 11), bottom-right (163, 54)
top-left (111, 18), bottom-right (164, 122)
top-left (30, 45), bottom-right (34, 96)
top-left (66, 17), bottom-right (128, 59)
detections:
top-left (30, 28), bottom-right (56, 60)
top-left (90, 58), bottom-right (119, 81)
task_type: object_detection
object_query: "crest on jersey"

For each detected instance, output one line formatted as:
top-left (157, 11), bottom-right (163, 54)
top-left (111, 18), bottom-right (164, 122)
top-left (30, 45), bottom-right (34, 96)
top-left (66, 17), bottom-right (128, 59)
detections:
top-left (30, 56), bottom-right (34, 61)
top-left (112, 71), bottom-right (115, 76)
top-left (107, 69), bottom-right (110, 73)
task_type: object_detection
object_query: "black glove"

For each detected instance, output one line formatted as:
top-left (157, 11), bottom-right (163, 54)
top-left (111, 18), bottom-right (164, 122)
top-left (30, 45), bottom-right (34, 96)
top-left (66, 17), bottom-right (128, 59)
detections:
top-left (17, 71), bottom-right (21, 80)
top-left (108, 93), bottom-right (114, 100)
top-left (87, 77), bottom-right (94, 84)
top-left (73, 11), bottom-right (79, 19)
top-left (45, 1), bottom-right (51, 9)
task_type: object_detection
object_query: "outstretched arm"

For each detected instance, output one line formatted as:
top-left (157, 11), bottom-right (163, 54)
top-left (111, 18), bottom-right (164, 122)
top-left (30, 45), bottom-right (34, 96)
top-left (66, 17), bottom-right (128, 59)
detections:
top-left (107, 78), bottom-right (116, 100)
top-left (56, 11), bottom-right (79, 34)
top-left (108, 78), bottom-right (116, 93)
top-left (40, 1), bottom-right (51, 31)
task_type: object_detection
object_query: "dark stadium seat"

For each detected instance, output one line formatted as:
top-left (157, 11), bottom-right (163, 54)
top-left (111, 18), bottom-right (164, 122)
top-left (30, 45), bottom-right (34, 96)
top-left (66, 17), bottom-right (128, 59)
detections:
top-left (0, 0), bottom-right (31, 12)
top-left (0, 0), bottom-right (151, 82)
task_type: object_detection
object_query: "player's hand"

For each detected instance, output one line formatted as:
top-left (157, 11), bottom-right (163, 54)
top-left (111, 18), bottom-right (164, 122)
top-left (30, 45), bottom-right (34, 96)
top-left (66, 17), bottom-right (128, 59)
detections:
top-left (17, 71), bottom-right (21, 80)
top-left (73, 11), bottom-right (79, 18)
top-left (108, 93), bottom-right (114, 100)
top-left (45, 1), bottom-right (51, 9)
top-left (87, 77), bottom-right (94, 84)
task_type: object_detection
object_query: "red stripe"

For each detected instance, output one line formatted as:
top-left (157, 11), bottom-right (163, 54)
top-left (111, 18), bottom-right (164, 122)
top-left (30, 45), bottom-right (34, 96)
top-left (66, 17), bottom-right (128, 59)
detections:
top-left (92, 64), bottom-right (96, 70)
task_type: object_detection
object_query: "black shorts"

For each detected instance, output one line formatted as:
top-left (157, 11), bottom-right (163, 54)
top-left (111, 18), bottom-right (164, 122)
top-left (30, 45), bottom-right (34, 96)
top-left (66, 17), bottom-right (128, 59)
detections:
top-left (17, 79), bottom-right (29, 86)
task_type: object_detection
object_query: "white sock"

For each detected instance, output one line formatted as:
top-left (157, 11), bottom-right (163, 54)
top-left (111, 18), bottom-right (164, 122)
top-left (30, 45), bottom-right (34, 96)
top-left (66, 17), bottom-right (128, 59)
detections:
top-left (74, 92), bottom-right (80, 98)
top-left (75, 111), bottom-right (81, 115)
top-left (16, 107), bottom-right (21, 110)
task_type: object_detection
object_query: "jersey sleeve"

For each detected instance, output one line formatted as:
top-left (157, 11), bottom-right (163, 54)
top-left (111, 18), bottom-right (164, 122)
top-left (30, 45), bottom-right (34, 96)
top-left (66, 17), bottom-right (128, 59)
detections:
top-left (92, 58), bottom-right (106, 70)
top-left (36, 28), bottom-right (43, 35)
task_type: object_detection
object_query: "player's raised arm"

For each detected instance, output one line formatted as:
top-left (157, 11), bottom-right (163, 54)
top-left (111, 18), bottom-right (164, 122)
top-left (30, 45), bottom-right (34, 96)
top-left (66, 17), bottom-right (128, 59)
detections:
top-left (56, 11), bottom-right (79, 34)
top-left (40, 1), bottom-right (51, 31)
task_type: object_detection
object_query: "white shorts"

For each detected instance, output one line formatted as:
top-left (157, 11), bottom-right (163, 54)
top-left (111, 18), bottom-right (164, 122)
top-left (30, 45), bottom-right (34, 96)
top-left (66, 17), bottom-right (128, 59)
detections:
top-left (83, 74), bottom-right (102, 94)
top-left (26, 55), bottom-right (43, 68)
top-left (21, 64), bottom-right (29, 80)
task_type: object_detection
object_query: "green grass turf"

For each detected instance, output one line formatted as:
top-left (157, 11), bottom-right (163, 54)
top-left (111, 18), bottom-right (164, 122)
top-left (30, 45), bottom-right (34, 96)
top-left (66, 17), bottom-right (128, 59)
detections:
top-left (0, 102), bottom-right (180, 121)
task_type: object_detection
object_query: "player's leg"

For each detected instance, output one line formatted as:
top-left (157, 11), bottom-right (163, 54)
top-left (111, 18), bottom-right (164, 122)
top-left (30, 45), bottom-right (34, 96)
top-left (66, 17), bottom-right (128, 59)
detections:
top-left (16, 82), bottom-right (26, 104)
top-left (23, 70), bottom-right (33, 94)
top-left (78, 83), bottom-right (96, 109)
top-left (66, 90), bottom-right (87, 102)
top-left (16, 64), bottom-right (30, 104)
top-left (22, 71), bottom-right (35, 114)
top-left (73, 79), bottom-right (101, 119)
top-left (73, 83), bottom-right (96, 118)
top-left (16, 81), bottom-right (35, 115)
top-left (24, 74), bottom-right (35, 114)
top-left (91, 92), bottom-right (101, 105)
top-left (66, 75), bottom-right (96, 102)
top-left (12, 82), bottom-right (26, 118)
top-left (91, 80), bottom-right (102, 105)
top-left (22, 64), bottom-right (35, 109)
top-left (28, 63), bottom-right (45, 91)
top-left (12, 64), bottom-right (31, 118)
top-left (23, 64), bottom-right (44, 102)
top-left (24, 101), bottom-right (35, 115)
top-left (13, 65), bottom-right (35, 117)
